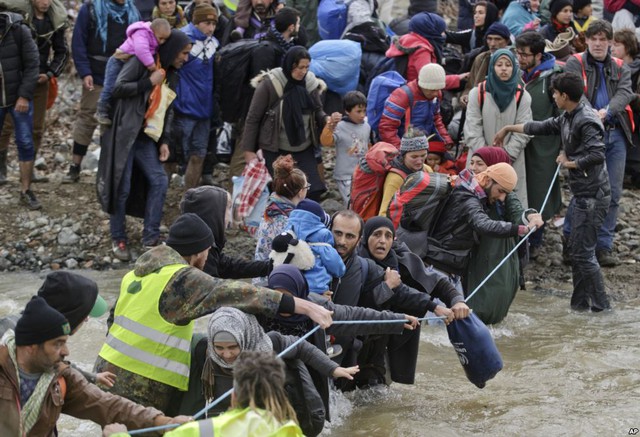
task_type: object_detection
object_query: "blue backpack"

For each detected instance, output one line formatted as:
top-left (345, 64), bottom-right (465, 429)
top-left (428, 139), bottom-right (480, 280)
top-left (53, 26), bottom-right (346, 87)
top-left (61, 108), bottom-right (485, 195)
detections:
top-left (366, 70), bottom-right (413, 135)
top-left (309, 40), bottom-right (362, 95)
top-left (317, 0), bottom-right (350, 40)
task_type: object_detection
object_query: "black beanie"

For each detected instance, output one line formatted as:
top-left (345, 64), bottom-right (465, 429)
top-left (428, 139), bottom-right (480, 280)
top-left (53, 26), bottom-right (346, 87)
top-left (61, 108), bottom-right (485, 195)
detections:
top-left (15, 296), bottom-right (70, 346)
top-left (167, 213), bottom-right (214, 256)
top-left (550, 0), bottom-right (573, 18)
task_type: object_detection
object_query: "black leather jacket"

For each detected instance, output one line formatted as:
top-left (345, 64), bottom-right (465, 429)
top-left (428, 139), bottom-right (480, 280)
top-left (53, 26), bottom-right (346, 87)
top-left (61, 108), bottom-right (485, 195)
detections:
top-left (524, 102), bottom-right (611, 199)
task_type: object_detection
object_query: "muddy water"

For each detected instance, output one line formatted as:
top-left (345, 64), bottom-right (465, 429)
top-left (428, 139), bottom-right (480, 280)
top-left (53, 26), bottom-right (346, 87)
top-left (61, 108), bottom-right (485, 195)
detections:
top-left (1, 271), bottom-right (639, 436)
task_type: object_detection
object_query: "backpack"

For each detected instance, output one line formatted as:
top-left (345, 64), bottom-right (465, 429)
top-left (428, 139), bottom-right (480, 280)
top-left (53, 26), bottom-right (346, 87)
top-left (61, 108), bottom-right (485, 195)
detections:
top-left (477, 80), bottom-right (525, 110)
top-left (386, 171), bottom-right (452, 231)
top-left (215, 39), bottom-right (270, 123)
top-left (364, 54), bottom-right (409, 93)
top-left (366, 71), bottom-right (413, 137)
top-left (317, 0), bottom-right (351, 40)
top-left (309, 39), bottom-right (362, 95)
top-left (343, 21), bottom-right (390, 54)
top-left (349, 142), bottom-right (405, 221)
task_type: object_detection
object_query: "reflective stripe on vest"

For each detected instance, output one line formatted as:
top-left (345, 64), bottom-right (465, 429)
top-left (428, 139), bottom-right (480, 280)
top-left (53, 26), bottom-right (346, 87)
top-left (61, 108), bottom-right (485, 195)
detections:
top-left (99, 263), bottom-right (193, 390)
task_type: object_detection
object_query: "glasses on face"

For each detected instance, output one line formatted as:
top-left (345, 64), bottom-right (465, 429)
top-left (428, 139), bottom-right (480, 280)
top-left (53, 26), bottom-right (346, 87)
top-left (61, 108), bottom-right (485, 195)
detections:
top-left (516, 51), bottom-right (534, 58)
top-left (304, 183), bottom-right (312, 190)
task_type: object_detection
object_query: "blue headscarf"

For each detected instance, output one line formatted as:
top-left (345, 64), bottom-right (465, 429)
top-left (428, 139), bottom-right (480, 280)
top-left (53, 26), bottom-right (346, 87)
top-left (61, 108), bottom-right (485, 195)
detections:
top-left (409, 12), bottom-right (446, 63)
top-left (486, 49), bottom-right (520, 113)
top-left (93, 0), bottom-right (141, 52)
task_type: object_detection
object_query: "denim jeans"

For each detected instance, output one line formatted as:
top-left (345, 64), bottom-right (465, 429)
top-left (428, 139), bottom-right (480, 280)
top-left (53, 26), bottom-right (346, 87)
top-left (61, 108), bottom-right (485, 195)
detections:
top-left (97, 57), bottom-right (125, 112)
top-left (567, 190), bottom-right (611, 311)
top-left (110, 134), bottom-right (169, 245)
top-left (173, 114), bottom-right (209, 161)
top-left (0, 102), bottom-right (34, 161)
top-left (598, 128), bottom-right (626, 251)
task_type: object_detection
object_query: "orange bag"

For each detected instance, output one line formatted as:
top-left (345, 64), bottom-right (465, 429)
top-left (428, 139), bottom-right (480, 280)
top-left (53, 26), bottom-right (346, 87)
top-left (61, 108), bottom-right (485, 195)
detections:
top-left (46, 76), bottom-right (58, 110)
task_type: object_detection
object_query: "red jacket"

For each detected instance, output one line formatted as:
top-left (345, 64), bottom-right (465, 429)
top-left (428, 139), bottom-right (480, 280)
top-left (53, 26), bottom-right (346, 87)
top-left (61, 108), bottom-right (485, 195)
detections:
top-left (378, 79), bottom-right (453, 148)
top-left (604, 0), bottom-right (640, 12)
top-left (386, 32), bottom-right (461, 89)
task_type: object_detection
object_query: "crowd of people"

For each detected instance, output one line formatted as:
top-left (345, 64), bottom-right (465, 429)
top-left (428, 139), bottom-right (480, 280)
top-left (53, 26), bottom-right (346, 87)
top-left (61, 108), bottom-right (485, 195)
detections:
top-left (0, 0), bottom-right (639, 434)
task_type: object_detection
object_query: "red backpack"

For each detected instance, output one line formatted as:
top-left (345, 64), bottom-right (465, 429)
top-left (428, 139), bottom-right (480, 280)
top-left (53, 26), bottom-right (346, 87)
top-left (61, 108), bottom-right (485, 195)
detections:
top-left (387, 171), bottom-right (453, 231)
top-left (350, 142), bottom-right (405, 221)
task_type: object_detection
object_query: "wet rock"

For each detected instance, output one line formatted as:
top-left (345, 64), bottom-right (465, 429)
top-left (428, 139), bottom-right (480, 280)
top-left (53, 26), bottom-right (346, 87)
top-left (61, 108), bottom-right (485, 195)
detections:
top-left (0, 258), bottom-right (11, 271)
top-left (58, 227), bottom-right (80, 246)
top-left (81, 148), bottom-right (100, 172)
top-left (65, 258), bottom-right (78, 269)
top-left (320, 199), bottom-right (344, 215)
top-left (54, 152), bottom-right (66, 164)
top-left (50, 263), bottom-right (61, 270)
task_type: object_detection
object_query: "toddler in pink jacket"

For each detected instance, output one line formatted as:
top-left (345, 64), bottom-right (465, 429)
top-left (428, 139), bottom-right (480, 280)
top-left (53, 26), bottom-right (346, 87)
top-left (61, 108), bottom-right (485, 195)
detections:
top-left (97, 18), bottom-right (172, 125)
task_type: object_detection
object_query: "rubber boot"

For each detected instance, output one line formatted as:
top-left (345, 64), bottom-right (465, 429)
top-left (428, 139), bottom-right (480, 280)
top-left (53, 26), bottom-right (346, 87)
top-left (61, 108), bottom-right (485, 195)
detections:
top-left (0, 148), bottom-right (7, 185)
top-left (184, 156), bottom-right (205, 190)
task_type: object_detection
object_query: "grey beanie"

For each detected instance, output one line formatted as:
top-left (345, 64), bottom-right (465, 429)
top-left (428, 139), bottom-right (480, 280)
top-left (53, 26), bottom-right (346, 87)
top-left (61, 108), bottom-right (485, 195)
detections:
top-left (400, 134), bottom-right (429, 154)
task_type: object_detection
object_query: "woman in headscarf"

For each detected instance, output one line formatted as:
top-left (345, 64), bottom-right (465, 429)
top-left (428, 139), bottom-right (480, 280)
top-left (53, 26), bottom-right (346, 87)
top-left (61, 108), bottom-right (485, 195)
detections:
top-left (464, 147), bottom-right (539, 325)
top-left (356, 216), bottom-right (469, 386)
top-left (180, 185), bottom-right (272, 279)
top-left (193, 307), bottom-right (358, 436)
top-left (385, 12), bottom-right (467, 89)
top-left (464, 48), bottom-right (532, 208)
top-left (241, 47), bottom-right (329, 201)
top-left (446, 1), bottom-right (500, 53)
top-left (152, 0), bottom-right (188, 28)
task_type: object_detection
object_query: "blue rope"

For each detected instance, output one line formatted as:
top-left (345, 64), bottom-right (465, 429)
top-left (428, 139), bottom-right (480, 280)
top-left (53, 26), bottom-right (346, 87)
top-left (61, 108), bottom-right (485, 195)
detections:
top-left (465, 163), bottom-right (562, 302)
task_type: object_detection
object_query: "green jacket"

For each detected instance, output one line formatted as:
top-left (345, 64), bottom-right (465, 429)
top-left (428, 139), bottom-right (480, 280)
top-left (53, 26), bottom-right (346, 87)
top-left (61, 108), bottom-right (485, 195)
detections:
top-left (465, 192), bottom-right (526, 325)
top-left (524, 63), bottom-right (563, 220)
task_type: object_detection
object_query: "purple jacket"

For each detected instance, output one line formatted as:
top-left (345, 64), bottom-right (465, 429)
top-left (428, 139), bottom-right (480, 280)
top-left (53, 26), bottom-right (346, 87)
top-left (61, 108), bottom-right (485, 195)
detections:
top-left (118, 21), bottom-right (158, 68)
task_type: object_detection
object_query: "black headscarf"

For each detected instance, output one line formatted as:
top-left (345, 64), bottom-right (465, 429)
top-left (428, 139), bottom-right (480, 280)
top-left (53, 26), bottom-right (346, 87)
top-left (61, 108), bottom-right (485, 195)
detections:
top-left (281, 47), bottom-right (315, 148)
top-left (358, 216), bottom-right (399, 269)
top-left (159, 28), bottom-right (192, 70)
top-left (473, 2), bottom-right (499, 49)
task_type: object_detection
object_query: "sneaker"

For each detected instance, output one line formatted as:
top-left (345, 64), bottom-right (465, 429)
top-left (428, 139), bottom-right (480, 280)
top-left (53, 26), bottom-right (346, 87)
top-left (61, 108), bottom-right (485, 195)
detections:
top-left (143, 239), bottom-right (165, 251)
top-left (112, 240), bottom-right (131, 261)
top-left (326, 344), bottom-right (343, 359)
top-left (596, 249), bottom-right (619, 267)
top-left (62, 164), bottom-right (80, 184)
top-left (96, 111), bottom-right (112, 126)
top-left (20, 189), bottom-right (41, 210)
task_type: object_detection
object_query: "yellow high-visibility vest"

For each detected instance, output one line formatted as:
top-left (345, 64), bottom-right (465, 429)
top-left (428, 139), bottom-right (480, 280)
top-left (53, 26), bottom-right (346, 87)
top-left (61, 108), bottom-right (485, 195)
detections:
top-left (98, 263), bottom-right (193, 390)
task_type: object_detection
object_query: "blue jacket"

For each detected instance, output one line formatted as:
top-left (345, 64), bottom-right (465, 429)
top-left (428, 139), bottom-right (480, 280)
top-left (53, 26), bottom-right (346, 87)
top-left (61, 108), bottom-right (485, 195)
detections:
top-left (501, 2), bottom-right (538, 36)
top-left (173, 23), bottom-right (218, 119)
top-left (286, 210), bottom-right (346, 294)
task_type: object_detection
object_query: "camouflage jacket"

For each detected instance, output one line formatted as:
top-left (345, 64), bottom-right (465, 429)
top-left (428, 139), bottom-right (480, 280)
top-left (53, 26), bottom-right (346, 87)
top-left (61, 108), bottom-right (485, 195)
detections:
top-left (95, 245), bottom-right (287, 412)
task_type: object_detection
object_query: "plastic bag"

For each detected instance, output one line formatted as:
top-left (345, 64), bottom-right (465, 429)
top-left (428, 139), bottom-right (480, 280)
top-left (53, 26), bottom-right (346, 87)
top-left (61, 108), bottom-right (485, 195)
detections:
top-left (144, 75), bottom-right (176, 142)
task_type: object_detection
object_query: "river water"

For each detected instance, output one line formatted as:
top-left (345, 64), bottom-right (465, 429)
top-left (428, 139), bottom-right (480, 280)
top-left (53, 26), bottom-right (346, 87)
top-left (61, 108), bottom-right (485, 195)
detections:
top-left (1, 270), bottom-right (638, 436)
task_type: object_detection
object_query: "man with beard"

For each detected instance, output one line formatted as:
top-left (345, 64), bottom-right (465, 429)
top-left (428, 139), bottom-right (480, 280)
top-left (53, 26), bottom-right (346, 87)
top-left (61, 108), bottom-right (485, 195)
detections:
top-left (0, 297), bottom-right (188, 435)
top-left (515, 31), bottom-right (563, 259)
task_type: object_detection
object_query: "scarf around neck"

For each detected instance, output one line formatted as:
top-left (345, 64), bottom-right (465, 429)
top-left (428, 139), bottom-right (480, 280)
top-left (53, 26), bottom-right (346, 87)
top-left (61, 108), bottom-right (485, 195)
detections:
top-left (486, 48), bottom-right (520, 113)
top-left (281, 47), bottom-right (315, 148)
top-left (93, 0), bottom-right (140, 52)
top-left (5, 331), bottom-right (57, 435)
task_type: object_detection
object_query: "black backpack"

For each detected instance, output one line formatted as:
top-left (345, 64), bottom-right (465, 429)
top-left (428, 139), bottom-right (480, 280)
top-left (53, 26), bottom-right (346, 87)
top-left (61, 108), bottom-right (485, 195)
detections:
top-left (215, 39), bottom-right (270, 123)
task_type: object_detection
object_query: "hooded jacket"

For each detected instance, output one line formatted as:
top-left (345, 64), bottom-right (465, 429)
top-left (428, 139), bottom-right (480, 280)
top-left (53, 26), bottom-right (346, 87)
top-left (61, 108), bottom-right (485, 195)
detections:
top-left (0, 12), bottom-right (39, 108)
top-left (180, 186), bottom-right (271, 279)
top-left (117, 21), bottom-right (159, 68)
top-left (286, 209), bottom-right (346, 294)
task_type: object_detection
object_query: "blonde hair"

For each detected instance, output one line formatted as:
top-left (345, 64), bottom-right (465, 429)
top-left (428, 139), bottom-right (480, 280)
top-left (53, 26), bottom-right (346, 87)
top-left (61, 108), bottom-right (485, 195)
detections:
top-left (231, 351), bottom-right (298, 424)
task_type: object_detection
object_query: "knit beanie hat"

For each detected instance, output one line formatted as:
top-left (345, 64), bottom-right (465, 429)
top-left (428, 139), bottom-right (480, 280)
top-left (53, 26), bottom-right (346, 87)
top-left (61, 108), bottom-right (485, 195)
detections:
top-left (400, 132), bottom-right (429, 154)
top-left (37, 272), bottom-right (107, 332)
top-left (295, 199), bottom-right (331, 227)
top-left (428, 140), bottom-right (447, 155)
top-left (15, 296), bottom-right (71, 346)
top-left (476, 162), bottom-right (518, 192)
top-left (485, 22), bottom-right (511, 42)
top-left (418, 63), bottom-right (446, 90)
top-left (549, 0), bottom-right (573, 17)
top-left (167, 213), bottom-right (214, 256)
top-left (572, 0), bottom-right (591, 12)
top-left (193, 3), bottom-right (218, 25)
